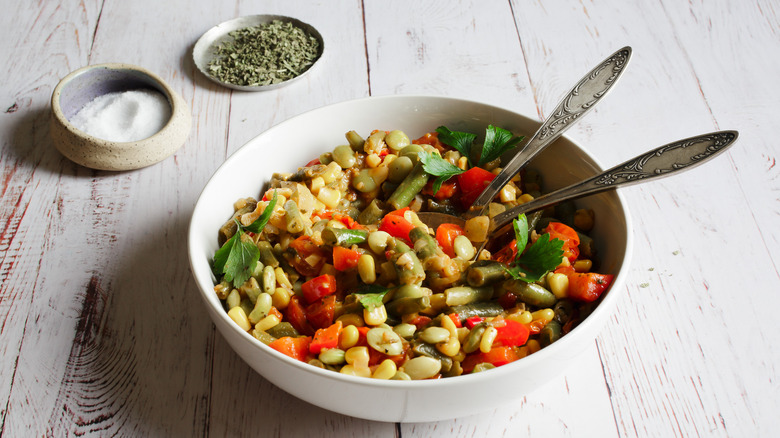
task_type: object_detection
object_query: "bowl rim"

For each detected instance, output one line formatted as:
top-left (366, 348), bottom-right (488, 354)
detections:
top-left (188, 94), bottom-right (634, 388)
top-left (50, 62), bottom-right (185, 147)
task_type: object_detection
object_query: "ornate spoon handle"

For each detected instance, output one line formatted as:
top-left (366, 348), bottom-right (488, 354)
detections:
top-left (491, 130), bottom-right (739, 232)
top-left (469, 46), bottom-right (632, 215)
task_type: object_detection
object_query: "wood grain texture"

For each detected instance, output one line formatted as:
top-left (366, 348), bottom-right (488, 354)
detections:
top-left (0, 0), bottom-right (777, 436)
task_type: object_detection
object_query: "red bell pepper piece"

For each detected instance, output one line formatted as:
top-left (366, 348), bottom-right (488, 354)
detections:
top-left (332, 246), bottom-right (361, 271)
top-left (288, 235), bottom-right (326, 277)
top-left (461, 346), bottom-right (520, 373)
top-left (378, 213), bottom-right (415, 244)
top-left (447, 313), bottom-right (462, 328)
top-left (465, 316), bottom-right (485, 329)
top-left (285, 296), bottom-right (315, 336)
top-left (567, 272), bottom-right (614, 302)
top-left (413, 132), bottom-right (446, 152)
top-left (407, 315), bottom-right (432, 330)
top-left (309, 321), bottom-right (342, 355)
top-left (457, 166), bottom-right (496, 209)
top-left (422, 179), bottom-right (459, 200)
top-left (492, 319), bottom-right (530, 347)
top-left (269, 336), bottom-right (312, 362)
top-left (435, 223), bottom-right (464, 258)
top-left (543, 222), bottom-right (580, 262)
top-left (301, 274), bottom-right (338, 304)
top-left (305, 294), bottom-right (336, 329)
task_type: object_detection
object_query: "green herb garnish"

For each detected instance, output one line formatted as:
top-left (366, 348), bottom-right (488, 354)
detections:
top-left (434, 125), bottom-right (524, 167)
top-left (419, 151), bottom-right (465, 194)
top-left (353, 284), bottom-right (390, 311)
top-left (505, 214), bottom-right (564, 282)
top-left (480, 125), bottom-right (523, 166)
top-left (208, 20), bottom-right (320, 86)
top-left (212, 222), bottom-right (260, 288)
top-left (435, 126), bottom-right (476, 164)
top-left (212, 191), bottom-right (278, 287)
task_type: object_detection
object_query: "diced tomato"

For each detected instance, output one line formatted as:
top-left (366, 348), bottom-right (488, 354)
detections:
top-left (288, 235), bottom-right (326, 277)
top-left (309, 321), bottom-right (342, 355)
top-left (332, 246), bottom-right (361, 271)
top-left (269, 336), bottom-right (312, 362)
top-left (543, 222), bottom-right (580, 262)
top-left (268, 306), bottom-right (283, 321)
top-left (492, 319), bottom-right (530, 347)
top-left (305, 158), bottom-right (321, 167)
top-left (493, 239), bottom-right (518, 264)
top-left (457, 167), bottom-right (496, 209)
top-left (305, 295), bottom-right (336, 329)
top-left (285, 296), bottom-right (315, 336)
top-left (435, 223), bottom-right (464, 258)
top-left (407, 315), bottom-right (432, 330)
top-left (422, 179), bottom-right (459, 200)
top-left (567, 272), bottom-right (614, 302)
top-left (322, 212), bottom-right (365, 230)
top-left (413, 132), bottom-right (446, 152)
top-left (301, 274), bottom-right (338, 304)
top-left (497, 291), bottom-right (518, 309)
top-left (465, 316), bottom-right (485, 329)
top-left (461, 346), bottom-right (520, 373)
top-left (378, 213), bottom-right (415, 244)
top-left (447, 313), bottom-right (462, 328)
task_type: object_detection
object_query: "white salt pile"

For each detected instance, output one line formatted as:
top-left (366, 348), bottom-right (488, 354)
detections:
top-left (70, 89), bottom-right (171, 142)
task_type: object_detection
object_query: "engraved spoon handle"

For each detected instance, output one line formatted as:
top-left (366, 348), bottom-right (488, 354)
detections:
top-left (469, 46), bottom-right (632, 215)
top-left (490, 130), bottom-right (739, 232)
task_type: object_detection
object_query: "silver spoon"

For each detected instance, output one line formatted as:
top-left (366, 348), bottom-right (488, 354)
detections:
top-left (417, 46), bottom-right (632, 229)
top-left (467, 46), bottom-right (632, 216)
top-left (478, 130), bottom-right (739, 254)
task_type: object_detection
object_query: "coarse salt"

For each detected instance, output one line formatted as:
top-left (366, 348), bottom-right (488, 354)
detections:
top-left (70, 89), bottom-right (171, 142)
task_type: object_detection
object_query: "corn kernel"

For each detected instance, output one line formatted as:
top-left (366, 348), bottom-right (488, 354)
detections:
top-left (372, 359), bottom-right (398, 380)
top-left (345, 346), bottom-right (370, 368)
top-left (547, 273), bottom-right (569, 299)
top-left (339, 324), bottom-right (361, 349)
top-left (227, 306), bottom-right (252, 332)
top-left (271, 287), bottom-right (291, 310)
top-left (480, 326), bottom-right (498, 353)
top-left (573, 259), bottom-right (593, 273)
top-left (254, 314), bottom-right (280, 332)
top-left (499, 184), bottom-right (517, 203)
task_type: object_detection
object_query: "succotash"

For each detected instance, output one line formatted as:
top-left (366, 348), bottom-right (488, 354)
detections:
top-left (211, 126), bottom-right (614, 380)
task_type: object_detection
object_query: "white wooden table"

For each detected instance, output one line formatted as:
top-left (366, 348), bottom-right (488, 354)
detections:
top-left (2, 0), bottom-right (778, 436)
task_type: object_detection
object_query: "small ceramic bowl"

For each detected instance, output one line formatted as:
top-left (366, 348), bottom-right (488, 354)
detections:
top-left (192, 15), bottom-right (325, 91)
top-left (50, 63), bottom-right (191, 171)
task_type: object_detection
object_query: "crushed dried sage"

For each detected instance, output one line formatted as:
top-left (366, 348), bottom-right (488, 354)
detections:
top-left (208, 20), bottom-right (320, 86)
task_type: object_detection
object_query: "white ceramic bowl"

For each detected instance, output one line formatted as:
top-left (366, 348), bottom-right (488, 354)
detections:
top-left (188, 95), bottom-right (633, 423)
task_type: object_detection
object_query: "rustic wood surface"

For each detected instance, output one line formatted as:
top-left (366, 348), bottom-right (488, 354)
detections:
top-left (1, 0), bottom-right (778, 436)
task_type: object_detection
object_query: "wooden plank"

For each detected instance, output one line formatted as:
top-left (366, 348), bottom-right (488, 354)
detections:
top-left (203, 1), bottom-right (395, 435)
top-left (0, 0), bottom-right (103, 433)
top-left (1, 0), bottom-right (230, 435)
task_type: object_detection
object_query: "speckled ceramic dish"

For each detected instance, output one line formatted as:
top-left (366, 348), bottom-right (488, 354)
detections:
top-left (50, 63), bottom-right (191, 171)
top-left (192, 15), bottom-right (325, 91)
top-left (188, 95), bottom-right (633, 423)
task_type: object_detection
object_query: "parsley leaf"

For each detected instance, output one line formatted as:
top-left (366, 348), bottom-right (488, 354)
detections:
top-left (244, 190), bottom-right (278, 233)
top-left (479, 125), bottom-right (524, 166)
top-left (213, 191), bottom-right (278, 288)
top-left (505, 214), bottom-right (564, 283)
top-left (213, 221), bottom-right (260, 287)
top-left (353, 284), bottom-right (390, 311)
top-left (513, 213), bottom-right (529, 254)
top-left (419, 152), bottom-right (465, 194)
top-left (436, 126), bottom-right (476, 165)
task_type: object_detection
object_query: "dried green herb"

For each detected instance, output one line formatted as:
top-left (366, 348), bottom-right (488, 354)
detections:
top-left (208, 20), bottom-right (320, 86)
